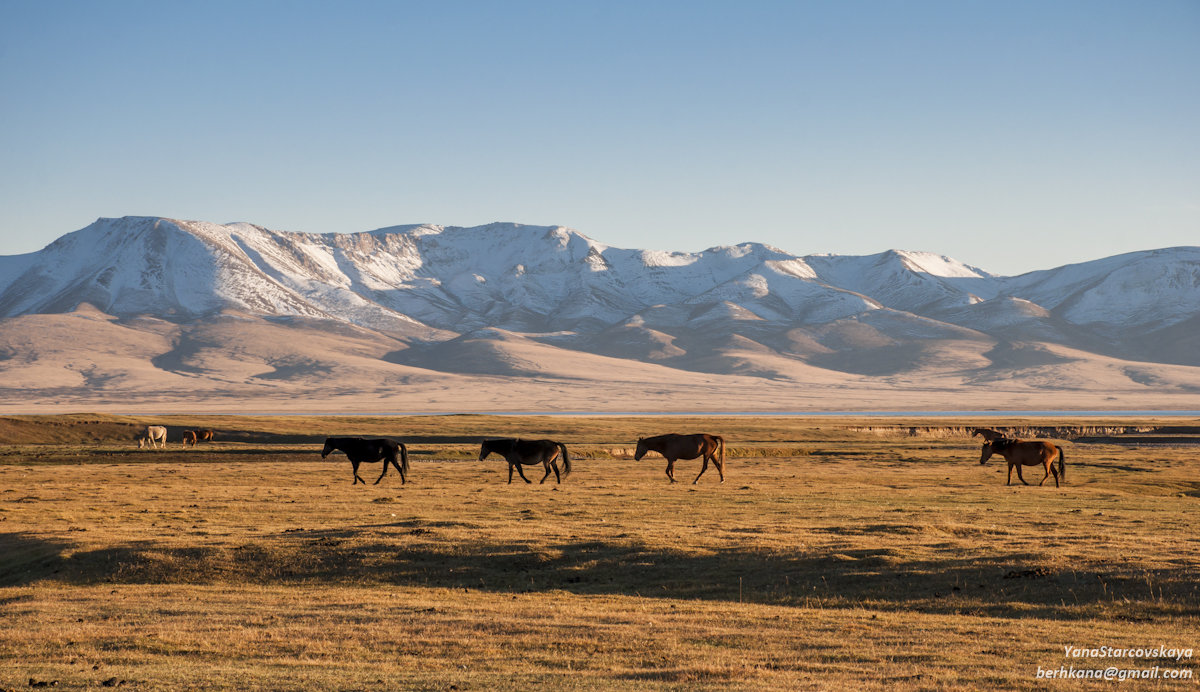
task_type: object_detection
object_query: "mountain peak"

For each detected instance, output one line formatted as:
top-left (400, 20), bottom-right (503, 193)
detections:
top-left (1, 217), bottom-right (1197, 370)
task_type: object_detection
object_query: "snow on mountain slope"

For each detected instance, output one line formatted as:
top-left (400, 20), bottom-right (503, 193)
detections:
top-left (1002, 247), bottom-right (1200, 329)
top-left (805, 250), bottom-right (1000, 315)
top-left (1, 216), bottom-right (1197, 381)
top-left (0, 217), bottom-right (226, 317)
top-left (0, 218), bottom-right (879, 336)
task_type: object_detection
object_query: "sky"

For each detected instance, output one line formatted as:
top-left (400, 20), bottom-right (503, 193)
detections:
top-left (0, 1), bottom-right (1196, 276)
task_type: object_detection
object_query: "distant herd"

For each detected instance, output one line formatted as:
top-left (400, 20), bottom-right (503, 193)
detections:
top-left (135, 426), bottom-right (1066, 488)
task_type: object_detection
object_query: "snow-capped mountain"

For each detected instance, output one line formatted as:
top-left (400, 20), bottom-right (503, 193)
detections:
top-left (1003, 247), bottom-right (1200, 330)
top-left (0, 217), bottom-right (884, 333)
top-left (0, 216), bottom-right (1197, 403)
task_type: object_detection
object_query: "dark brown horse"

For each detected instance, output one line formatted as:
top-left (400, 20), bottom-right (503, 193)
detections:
top-left (182, 430), bottom-right (198, 447)
top-left (478, 438), bottom-right (571, 484)
top-left (972, 427), bottom-right (1007, 442)
top-left (980, 438), bottom-right (1065, 487)
top-left (634, 433), bottom-right (725, 484)
top-left (198, 429), bottom-right (215, 442)
top-left (321, 437), bottom-right (409, 485)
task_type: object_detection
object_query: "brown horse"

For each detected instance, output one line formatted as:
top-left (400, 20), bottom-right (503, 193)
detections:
top-left (478, 438), bottom-right (571, 484)
top-left (198, 429), bottom-right (215, 442)
top-left (972, 427), bottom-right (1007, 442)
top-left (980, 438), bottom-right (1065, 487)
top-left (182, 430), bottom-right (198, 447)
top-left (634, 433), bottom-right (725, 484)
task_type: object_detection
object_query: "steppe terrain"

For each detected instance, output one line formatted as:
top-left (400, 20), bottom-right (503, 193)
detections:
top-left (1, 415), bottom-right (1197, 689)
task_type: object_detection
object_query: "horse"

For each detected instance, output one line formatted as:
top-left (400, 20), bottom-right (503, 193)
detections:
top-left (478, 438), bottom-right (571, 484)
top-left (321, 437), bottom-right (409, 485)
top-left (634, 433), bottom-right (725, 484)
top-left (182, 430), bottom-right (198, 447)
top-left (980, 438), bottom-right (1065, 487)
top-left (137, 425), bottom-right (167, 449)
top-left (198, 430), bottom-right (215, 443)
top-left (972, 427), bottom-right (1007, 442)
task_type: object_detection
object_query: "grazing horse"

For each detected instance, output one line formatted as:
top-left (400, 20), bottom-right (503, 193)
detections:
top-left (321, 437), bottom-right (409, 485)
top-left (478, 438), bottom-right (572, 484)
top-left (138, 425), bottom-right (167, 449)
top-left (980, 438), bottom-right (1065, 487)
top-left (634, 433), bottom-right (726, 484)
top-left (198, 430), bottom-right (215, 443)
top-left (182, 430), bottom-right (198, 447)
top-left (972, 427), bottom-right (1007, 442)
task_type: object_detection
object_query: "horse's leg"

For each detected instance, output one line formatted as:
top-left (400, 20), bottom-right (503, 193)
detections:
top-left (514, 462), bottom-right (532, 484)
top-left (1006, 463), bottom-right (1013, 485)
top-left (393, 456), bottom-right (406, 485)
top-left (508, 464), bottom-right (514, 484)
top-left (1045, 457), bottom-right (1059, 488)
top-left (1015, 462), bottom-right (1028, 486)
top-left (552, 460), bottom-right (561, 484)
top-left (539, 460), bottom-right (552, 484)
top-left (374, 459), bottom-right (389, 485)
top-left (692, 456), bottom-right (709, 484)
top-left (352, 460), bottom-right (364, 485)
top-left (665, 459), bottom-right (676, 483)
top-left (1038, 459), bottom-right (1050, 486)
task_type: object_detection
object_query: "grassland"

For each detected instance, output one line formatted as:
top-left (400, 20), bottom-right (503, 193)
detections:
top-left (1, 415), bottom-right (1197, 690)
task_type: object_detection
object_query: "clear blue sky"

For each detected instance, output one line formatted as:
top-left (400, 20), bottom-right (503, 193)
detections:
top-left (1, 1), bottom-right (1196, 275)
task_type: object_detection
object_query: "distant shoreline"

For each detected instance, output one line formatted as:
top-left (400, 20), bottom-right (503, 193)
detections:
top-left (46, 409), bottom-right (1200, 418)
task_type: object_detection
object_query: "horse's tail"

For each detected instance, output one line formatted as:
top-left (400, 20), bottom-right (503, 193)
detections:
top-left (557, 443), bottom-right (572, 478)
top-left (715, 435), bottom-right (725, 464)
top-left (398, 443), bottom-right (410, 475)
top-left (1056, 445), bottom-right (1065, 482)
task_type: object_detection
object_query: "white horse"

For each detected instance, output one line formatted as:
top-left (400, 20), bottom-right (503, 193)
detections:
top-left (138, 425), bottom-right (167, 449)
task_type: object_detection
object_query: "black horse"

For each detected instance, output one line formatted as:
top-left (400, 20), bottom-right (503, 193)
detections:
top-left (478, 438), bottom-right (572, 484)
top-left (321, 437), bottom-right (409, 485)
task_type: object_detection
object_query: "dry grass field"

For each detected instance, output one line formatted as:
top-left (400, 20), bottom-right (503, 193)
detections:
top-left (0, 415), bottom-right (1197, 690)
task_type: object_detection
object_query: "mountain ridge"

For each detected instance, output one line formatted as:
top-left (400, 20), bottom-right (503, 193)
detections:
top-left (0, 216), bottom-right (1197, 412)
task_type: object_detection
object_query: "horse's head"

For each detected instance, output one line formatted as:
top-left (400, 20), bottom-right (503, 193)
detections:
top-left (478, 441), bottom-right (492, 461)
top-left (320, 438), bottom-right (336, 459)
top-left (633, 438), bottom-right (647, 461)
top-left (979, 442), bottom-right (994, 464)
top-left (137, 437), bottom-right (146, 449)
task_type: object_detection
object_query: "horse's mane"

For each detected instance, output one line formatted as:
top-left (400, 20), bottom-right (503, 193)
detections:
top-left (484, 438), bottom-right (518, 452)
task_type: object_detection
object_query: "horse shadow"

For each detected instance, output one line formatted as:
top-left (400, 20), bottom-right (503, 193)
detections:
top-left (0, 532), bottom-right (76, 586)
top-left (9, 526), bottom-right (1196, 622)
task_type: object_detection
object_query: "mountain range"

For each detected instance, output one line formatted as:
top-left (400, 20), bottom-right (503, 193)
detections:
top-left (0, 216), bottom-right (1197, 413)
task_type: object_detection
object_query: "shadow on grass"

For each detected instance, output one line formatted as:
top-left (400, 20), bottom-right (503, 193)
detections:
top-left (0, 532), bottom-right (75, 586)
top-left (5, 528), bottom-right (1197, 621)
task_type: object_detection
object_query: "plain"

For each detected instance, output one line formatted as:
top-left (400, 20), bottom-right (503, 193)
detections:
top-left (0, 415), bottom-right (1197, 690)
